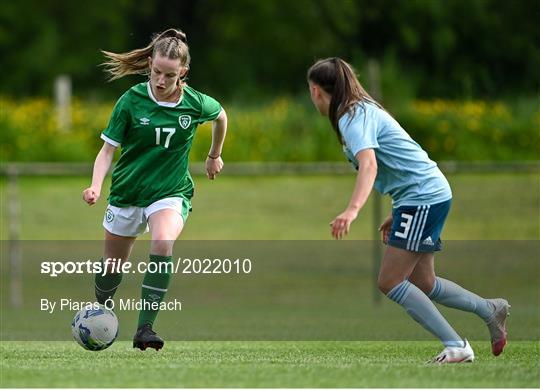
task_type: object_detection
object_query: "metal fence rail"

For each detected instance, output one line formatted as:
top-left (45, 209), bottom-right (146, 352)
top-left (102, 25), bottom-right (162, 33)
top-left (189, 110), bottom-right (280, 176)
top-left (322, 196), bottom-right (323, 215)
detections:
top-left (1, 161), bottom-right (539, 177)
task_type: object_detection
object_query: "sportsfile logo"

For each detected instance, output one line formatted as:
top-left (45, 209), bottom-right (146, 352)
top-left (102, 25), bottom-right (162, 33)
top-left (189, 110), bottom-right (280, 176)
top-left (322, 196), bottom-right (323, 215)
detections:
top-left (40, 258), bottom-right (253, 277)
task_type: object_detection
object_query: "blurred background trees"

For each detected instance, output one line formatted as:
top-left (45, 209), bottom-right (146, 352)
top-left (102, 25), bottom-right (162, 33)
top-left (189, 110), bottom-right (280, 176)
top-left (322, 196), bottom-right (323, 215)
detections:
top-left (1, 0), bottom-right (538, 162)
top-left (1, 0), bottom-right (539, 100)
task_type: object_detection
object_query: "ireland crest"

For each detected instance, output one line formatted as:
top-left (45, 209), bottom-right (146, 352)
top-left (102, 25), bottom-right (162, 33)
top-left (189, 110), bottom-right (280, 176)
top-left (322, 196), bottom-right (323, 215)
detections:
top-left (179, 115), bottom-right (192, 129)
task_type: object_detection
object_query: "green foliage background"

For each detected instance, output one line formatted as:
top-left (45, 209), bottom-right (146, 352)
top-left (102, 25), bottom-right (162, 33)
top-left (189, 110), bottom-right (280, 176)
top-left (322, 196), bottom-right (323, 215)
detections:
top-left (1, 96), bottom-right (538, 162)
top-left (1, 1), bottom-right (538, 162)
top-left (1, 0), bottom-right (539, 100)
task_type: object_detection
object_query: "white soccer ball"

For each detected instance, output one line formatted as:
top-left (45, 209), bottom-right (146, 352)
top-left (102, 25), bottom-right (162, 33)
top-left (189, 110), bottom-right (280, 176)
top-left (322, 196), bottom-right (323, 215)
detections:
top-left (71, 304), bottom-right (118, 351)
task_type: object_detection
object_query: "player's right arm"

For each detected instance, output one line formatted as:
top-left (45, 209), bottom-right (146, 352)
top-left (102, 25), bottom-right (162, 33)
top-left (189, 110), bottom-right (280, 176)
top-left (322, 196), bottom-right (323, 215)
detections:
top-left (82, 142), bottom-right (117, 205)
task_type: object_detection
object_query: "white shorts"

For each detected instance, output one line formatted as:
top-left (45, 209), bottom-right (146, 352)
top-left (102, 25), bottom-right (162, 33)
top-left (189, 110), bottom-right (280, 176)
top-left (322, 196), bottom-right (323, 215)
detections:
top-left (103, 197), bottom-right (189, 237)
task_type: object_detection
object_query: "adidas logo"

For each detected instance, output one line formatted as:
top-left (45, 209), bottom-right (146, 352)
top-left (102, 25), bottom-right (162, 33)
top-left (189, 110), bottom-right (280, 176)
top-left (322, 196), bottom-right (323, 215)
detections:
top-left (140, 117), bottom-right (150, 125)
top-left (422, 236), bottom-right (434, 246)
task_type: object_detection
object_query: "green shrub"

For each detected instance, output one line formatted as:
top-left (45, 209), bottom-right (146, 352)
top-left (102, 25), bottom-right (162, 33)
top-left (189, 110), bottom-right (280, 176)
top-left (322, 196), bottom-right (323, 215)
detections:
top-left (395, 99), bottom-right (540, 160)
top-left (1, 96), bottom-right (538, 162)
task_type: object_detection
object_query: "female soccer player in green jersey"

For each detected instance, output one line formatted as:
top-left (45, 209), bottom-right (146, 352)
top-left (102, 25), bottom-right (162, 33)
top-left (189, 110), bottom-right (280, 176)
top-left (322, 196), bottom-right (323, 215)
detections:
top-left (82, 28), bottom-right (227, 351)
top-left (307, 57), bottom-right (509, 363)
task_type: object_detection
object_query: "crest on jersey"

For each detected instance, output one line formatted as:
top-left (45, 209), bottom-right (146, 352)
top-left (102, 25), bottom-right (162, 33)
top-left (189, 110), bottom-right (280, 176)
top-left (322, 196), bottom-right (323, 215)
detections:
top-left (139, 117), bottom-right (150, 125)
top-left (179, 115), bottom-right (191, 129)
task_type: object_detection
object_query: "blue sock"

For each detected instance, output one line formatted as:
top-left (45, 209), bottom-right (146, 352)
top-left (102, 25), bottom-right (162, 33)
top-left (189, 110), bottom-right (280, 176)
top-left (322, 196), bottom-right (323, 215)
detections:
top-left (428, 277), bottom-right (494, 321)
top-left (387, 280), bottom-right (463, 347)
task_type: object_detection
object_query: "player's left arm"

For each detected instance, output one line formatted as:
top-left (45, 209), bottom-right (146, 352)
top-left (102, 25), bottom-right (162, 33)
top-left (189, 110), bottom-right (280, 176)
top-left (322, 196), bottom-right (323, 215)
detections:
top-left (206, 108), bottom-right (228, 180)
top-left (330, 148), bottom-right (377, 239)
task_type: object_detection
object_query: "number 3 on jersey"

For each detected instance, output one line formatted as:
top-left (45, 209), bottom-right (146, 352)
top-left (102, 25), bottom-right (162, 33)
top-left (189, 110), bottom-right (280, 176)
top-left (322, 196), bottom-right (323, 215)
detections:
top-left (155, 127), bottom-right (176, 148)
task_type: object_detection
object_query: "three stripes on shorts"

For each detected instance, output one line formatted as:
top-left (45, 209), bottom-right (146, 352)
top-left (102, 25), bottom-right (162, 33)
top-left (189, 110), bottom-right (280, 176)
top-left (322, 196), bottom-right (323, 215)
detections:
top-left (405, 205), bottom-right (431, 251)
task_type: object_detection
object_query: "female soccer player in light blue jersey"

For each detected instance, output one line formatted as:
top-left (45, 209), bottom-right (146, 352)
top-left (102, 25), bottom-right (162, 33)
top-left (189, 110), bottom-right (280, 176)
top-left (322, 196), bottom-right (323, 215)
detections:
top-left (82, 28), bottom-right (227, 351)
top-left (307, 57), bottom-right (509, 363)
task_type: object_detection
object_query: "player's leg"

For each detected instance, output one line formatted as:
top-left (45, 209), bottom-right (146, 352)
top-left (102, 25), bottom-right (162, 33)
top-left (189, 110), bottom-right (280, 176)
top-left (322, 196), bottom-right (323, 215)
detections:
top-left (385, 199), bottom-right (475, 362)
top-left (412, 252), bottom-right (510, 356)
top-left (133, 197), bottom-right (187, 351)
top-left (379, 246), bottom-right (465, 352)
top-left (412, 252), bottom-right (494, 318)
top-left (399, 252), bottom-right (473, 363)
top-left (139, 207), bottom-right (184, 327)
top-left (95, 230), bottom-right (136, 304)
top-left (405, 252), bottom-right (436, 294)
top-left (95, 205), bottom-right (139, 304)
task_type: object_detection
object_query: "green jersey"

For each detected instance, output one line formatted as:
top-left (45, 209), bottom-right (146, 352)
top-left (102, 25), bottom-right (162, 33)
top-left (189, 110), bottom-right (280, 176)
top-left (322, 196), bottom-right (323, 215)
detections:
top-left (101, 82), bottom-right (222, 207)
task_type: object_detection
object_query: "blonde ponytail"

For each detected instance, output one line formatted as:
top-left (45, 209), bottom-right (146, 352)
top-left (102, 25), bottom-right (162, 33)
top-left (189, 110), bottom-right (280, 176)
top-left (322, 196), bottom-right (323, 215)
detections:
top-left (101, 28), bottom-right (190, 81)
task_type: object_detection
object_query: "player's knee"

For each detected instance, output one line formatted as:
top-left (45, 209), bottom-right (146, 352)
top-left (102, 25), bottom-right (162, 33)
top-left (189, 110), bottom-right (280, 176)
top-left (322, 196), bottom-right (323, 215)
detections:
top-left (150, 238), bottom-right (174, 256)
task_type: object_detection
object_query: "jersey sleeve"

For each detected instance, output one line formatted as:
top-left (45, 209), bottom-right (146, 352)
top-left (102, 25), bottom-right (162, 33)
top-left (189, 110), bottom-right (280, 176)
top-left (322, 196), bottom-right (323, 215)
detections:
top-left (198, 92), bottom-right (222, 123)
top-left (101, 93), bottom-right (130, 147)
top-left (339, 105), bottom-right (379, 156)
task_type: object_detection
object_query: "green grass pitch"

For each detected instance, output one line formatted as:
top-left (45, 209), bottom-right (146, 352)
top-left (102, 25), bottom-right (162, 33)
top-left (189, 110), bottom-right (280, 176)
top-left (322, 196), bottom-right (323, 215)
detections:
top-left (1, 173), bottom-right (538, 387)
top-left (1, 341), bottom-right (539, 387)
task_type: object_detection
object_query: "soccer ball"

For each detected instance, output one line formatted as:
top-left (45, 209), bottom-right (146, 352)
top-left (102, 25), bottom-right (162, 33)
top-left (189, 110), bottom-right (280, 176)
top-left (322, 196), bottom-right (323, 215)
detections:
top-left (71, 304), bottom-right (118, 351)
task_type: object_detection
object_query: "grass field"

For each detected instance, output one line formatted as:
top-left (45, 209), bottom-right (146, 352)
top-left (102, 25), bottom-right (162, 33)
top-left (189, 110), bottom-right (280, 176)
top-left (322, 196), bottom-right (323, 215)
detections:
top-left (1, 341), bottom-right (539, 387)
top-left (1, 173), bottom-right (539, 240)
top-left (1, 173), bottom-right (539, 387)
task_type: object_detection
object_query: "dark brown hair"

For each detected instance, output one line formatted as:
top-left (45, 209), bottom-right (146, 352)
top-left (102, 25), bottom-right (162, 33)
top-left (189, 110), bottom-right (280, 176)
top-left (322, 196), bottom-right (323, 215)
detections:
top-left (101, 28), bottom-right (190, 82)
top-left (307, 57), bottom-right (381, 143)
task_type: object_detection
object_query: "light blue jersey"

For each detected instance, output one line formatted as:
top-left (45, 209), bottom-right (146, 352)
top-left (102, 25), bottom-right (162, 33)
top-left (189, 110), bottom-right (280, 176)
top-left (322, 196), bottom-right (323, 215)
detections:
top-left (339, 102), bottom-right (452, 207)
